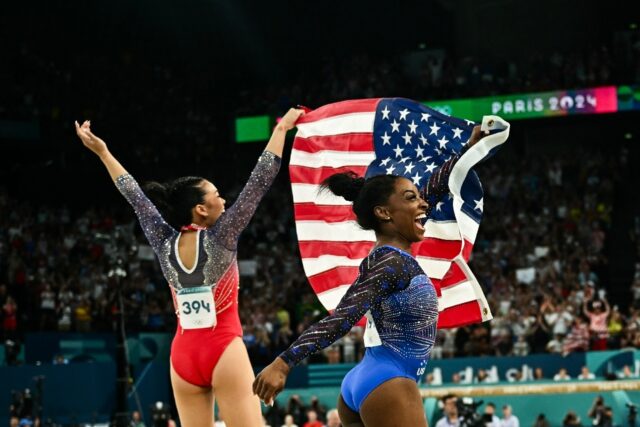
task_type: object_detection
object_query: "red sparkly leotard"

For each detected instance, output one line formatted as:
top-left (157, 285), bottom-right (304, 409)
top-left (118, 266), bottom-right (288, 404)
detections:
top-left (115, 151), bottom-right (280, 386)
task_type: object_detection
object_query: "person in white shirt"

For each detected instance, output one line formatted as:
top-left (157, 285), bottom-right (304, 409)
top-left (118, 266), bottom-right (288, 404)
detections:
top-left (326, 409), bottom-right (341, 427)
top-left (281, 414), bottom-right (299, 427)
top-left (435, 395), bottom-right (462, 427)
top-left (500, 405), bottom-right (520, 427)
top-left (577, 366), bottom-right (596, 380)
top-left (553, 368), bottom-right (571, 381)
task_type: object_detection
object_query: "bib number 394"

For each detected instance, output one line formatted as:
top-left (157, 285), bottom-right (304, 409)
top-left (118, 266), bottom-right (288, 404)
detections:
top-left (176, 286), bottom-right (216, 329)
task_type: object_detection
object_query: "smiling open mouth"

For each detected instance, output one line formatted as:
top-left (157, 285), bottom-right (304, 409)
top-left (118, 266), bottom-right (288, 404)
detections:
top-left (415, 213), bottom-right (427, 231)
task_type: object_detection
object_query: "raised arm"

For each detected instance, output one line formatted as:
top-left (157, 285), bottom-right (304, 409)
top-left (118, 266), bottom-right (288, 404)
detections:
top-left (422, 125), bottom-right (487, 217)
top-left (583, 299), bottom-right (592, 317)
top-left (214, 109), bottom-right (303, 249)
top-left (253, 247), bottom-right (411, 404)
top-left (74, 121), bottom-right (176, 251)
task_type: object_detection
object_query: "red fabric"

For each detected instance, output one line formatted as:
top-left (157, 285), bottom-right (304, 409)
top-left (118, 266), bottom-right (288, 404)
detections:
top-left (170, 263), bottom-right (242, 387)
top-left (2, 304), bottom-right (17, 331)
top-left (591, 338), bottom-right (608, 351)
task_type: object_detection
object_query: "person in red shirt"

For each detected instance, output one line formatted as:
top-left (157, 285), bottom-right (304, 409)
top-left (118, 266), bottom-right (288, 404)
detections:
top-left (303, 410), bottom-right (324, 427)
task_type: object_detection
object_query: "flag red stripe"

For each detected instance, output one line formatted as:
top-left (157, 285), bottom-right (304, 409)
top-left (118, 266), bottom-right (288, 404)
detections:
top-left (290, 165), bottom-right (369, 185)
top-left (294, 204), bottom-right (357, 222)
top-left (299, 241), bottom-right (376, 259)
top-left (437, 300), bottom-right (482, 328)
top-left (413, 239), bottom-right (464, 260)
top-left (296, 98), bottom-right (381, 124)
top-left (293, 134), bottom-right (374, 154)
top-left (461, 239), bottom-right (473, 261)
top-left (430, 263), bottom-right (467, 290)
top-left (308, 266), bottom-right (360, 294)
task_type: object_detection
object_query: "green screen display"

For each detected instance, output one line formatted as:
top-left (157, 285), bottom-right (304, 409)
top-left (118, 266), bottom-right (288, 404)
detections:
top-left (235, 115), bottom-right (272, 143)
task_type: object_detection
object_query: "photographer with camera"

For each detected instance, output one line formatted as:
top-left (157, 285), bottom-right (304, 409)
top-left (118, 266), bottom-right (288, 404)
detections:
top-left (436, 395), bottom-right (463, 427)
top-left (588, 396), bottom-right (613, 427)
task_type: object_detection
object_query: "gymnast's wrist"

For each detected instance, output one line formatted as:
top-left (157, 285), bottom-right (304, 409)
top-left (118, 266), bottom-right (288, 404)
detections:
top-left (274, 356), bottom-right (291, 374)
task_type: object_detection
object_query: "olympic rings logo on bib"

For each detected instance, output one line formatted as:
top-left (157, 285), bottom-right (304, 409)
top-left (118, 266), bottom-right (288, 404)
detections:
top-left (176, 286), bottom-right (216, 329)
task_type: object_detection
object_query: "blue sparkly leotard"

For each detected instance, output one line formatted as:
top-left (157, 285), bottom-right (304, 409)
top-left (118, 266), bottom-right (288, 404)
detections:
top-left (278, 155), bottom-right (459, 412)
top-left (115, 151), bottom-right (280, 386)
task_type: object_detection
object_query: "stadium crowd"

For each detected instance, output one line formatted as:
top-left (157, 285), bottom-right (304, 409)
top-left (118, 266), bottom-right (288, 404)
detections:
top-left (1, 36), bottom-right (639, 375)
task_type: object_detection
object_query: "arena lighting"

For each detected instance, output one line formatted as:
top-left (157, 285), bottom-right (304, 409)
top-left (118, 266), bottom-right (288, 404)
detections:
top-left (235, 84), bottom-right (640, 143)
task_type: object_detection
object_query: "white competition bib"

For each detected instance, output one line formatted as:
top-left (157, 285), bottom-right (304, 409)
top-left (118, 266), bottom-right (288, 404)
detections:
top-left (363, 310), bottom-right (382, 347)
top-left (176, 286), bottom-right (216, 329)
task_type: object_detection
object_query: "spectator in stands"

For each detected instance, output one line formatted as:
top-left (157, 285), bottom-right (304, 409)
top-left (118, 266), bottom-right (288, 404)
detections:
top-left (303, 410), bottom-right (323, 427)
top-left (533, 367), bottom-right (545, 380)
top-left (584, 297), bottom-right (610, 350)
top-left (308, 397), bottom-right (326, 424)
top-left (533, 414), bottom-right (550, 427)
top-left (2, 296), bottom-right (18, 339)
top-left (435, 394), bottom-right (461, 427)
top-left (286, 395), bottom-right (306, 427)
top-left (500, 405), bottom-right (519, 427)
top-left (607, 307), bottom-right (624, 348)
top-left (562, 411), bottom-right (583, 427)
top-left (484, 403), bottom-right (500, 427)
top-left (562, 317), bottom-right (590, 355)
top-left (553, 368), bottom-right (571, 381)
top-left (545, 334), bottom-right (564, 354)
top-left (281, 414), bottom-right (298, 427)
top-left (130, 411), bottom-right (145, 427)
top-left (617, 365), bottom-right (636, 379)
top-left (577, 366), bottom-right (595, 380)
top-left (326, 409), bottom-right (340, 427)
top-left (451, 373), bottom-right (462, 384)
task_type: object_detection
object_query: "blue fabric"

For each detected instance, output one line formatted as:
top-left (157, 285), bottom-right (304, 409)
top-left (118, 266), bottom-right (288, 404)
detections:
top-left (340, 345), bottom-right (428, 412)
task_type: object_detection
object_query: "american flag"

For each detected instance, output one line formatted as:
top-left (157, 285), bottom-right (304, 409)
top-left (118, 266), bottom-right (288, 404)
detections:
top-left (290, 98), bottom-right (510, 328)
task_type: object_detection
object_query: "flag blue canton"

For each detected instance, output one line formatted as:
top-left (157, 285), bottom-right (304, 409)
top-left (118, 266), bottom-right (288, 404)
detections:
top-left (365, 98), bottom-right (484, 223)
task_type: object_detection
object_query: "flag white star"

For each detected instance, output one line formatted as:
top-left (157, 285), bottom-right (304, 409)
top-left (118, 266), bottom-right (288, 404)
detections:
top-left (438, 136), bottom-right (449, 149)
top-left (415, 146), bottom-right (425, 157)
top-left (474, 198), bottom-right (484, 212)
top-left (381, 106), bottom-right (390, 120)
top-left (392, 145), bottom-right (404, 158)
top-left (380, 157), bottom-right (392, 166)
top-left (404, 162), bottom-right (415, 174)
top-left (452, 127), bottom-right (463, 139)
top-left (420, 112), bottom-right (431, 122)
top-left (465, 119), bottom-right (475, 126)
top-left (390, 120), bottom-right (401, 133)
top-left (381, 131), bottom-right (391, 145)
top-left (419, 156), bottom-right (432, 163)
top-left (386, 165), bottom-right (395, 175)
top-left (399, 108), bottom-right (410, 120)
top-left (429, 123), bottom-right (440, 136)
top-left (399, 156), bottom-right (410, 164)
top-left (435, 148), bottom-right (442, 156)
top-left (402, 132), bottom-right (412, 145)
top-left (411, 172), bottom-right (422, 185)
top-left (426, 162), bottom-right (437, 173)
top-left (408, 120), bottom-right (418, 134)
top-left (436, 201), bottom-right (444, 211)
top-left (419, 134), bottom-right (429, 145)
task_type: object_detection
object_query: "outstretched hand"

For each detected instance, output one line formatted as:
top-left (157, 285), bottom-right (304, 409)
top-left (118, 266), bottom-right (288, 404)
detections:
top-left (252, 357), bottom-right (290, 406)
top-left (75, 120), bottom-right (108, 157)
